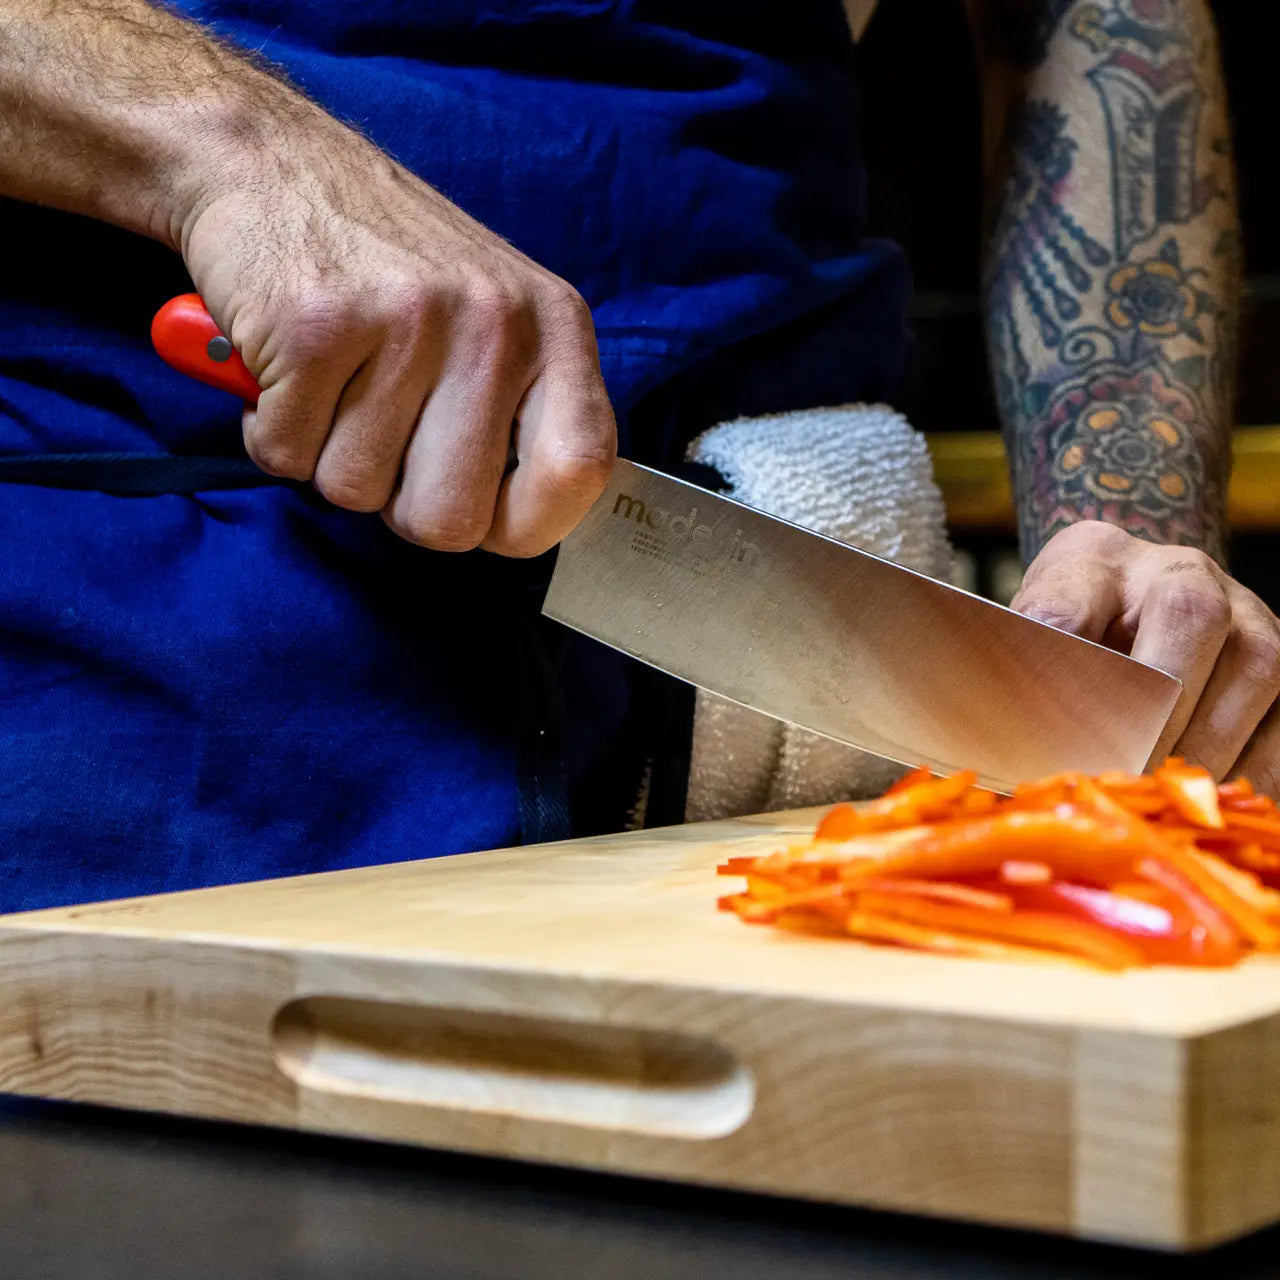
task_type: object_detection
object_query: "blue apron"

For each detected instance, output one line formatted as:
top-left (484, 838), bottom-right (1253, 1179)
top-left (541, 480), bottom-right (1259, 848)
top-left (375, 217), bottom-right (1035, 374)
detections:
top-left (0, 1), bottom-right (910, 912)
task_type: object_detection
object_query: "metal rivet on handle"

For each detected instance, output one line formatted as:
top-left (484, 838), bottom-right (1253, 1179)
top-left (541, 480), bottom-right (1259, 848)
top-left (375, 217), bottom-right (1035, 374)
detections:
top-left (206, 336), bottom-right (233, 363)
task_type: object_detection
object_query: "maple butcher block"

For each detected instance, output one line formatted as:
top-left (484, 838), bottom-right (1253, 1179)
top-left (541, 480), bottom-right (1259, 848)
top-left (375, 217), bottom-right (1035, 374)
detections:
top-left (1, 807), bottom-right (1279, 1251)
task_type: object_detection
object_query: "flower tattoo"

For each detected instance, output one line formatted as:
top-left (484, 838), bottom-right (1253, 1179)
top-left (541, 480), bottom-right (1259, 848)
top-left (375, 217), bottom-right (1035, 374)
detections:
top-left (1105, 239), bottom-right (1214, 342)
top-left (1048, 360), bottom-right (1204, 517)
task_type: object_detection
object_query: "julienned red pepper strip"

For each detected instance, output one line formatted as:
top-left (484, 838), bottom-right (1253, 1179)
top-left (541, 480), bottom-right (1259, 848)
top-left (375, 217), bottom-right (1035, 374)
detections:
top-left (1188, 850), bottom-right (1280, 916)
top-left (1184, 824), bottom-right (1277, 847)
top-left (1222, 797), bottom-right (1275, 815)
top-left (1109, 794), bottom-right (1171, 818)
top-left (1074, 776), bottom-right (1276, 950)
top-left (761, 823), bottom-right (938, 869)
top-left (813, 804), bottom-right (861, 842)
top-left (835, 810), bottom-right (1148, 884)
top-left (1134, 857), bottom-right (1246, 961)
top-left (956, 789), bottom-right (1001, 816)
top-left (1004, 881), bottom-right (1237, 967)
top-left (815, 771), bottom-right (978, 839)
top-left (834, 911), bottom-right (1081, 965)
top-left (883, 767), bottom-right (934, 796)
top-left (728, 877), bottom-right (1013, 924)
top-left (850, 879), bottom-right (1013, 912)
top-left (1219, 779), bottom-right (1257, 802)
top-left (1223, 844), bottom-right (1280, 881)
top-left (1153, 849), bottom-right (1280, 950)
top-left (734, 883), bottom-right (851, 922)
top-left (853, 892), bottom-right (1147, 970)
top-left (1220, 812), bottom-right (1280, 844)
top-left (999, 860), bottom-right (1053, 885)
top-left (1156, 761), bottom-right (1225, 829)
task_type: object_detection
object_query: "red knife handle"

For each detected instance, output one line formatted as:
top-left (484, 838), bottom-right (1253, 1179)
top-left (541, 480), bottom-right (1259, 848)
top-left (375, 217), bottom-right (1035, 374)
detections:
top-left (151, 294), bottom-right (262, 406)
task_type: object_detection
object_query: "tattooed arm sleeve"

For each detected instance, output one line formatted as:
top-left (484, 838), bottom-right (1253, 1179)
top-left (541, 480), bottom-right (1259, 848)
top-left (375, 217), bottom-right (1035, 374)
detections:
top-left (971, 0), bottom-right (1240, 564)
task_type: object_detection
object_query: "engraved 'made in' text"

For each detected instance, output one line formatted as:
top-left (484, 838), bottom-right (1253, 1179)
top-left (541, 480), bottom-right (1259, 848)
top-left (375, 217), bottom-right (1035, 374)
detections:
top-left (612, 493), bottom-right (760, 566)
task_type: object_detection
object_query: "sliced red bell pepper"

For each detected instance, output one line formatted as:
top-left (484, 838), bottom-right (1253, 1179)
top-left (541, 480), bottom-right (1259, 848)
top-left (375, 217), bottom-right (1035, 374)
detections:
top-left (1134, 857), bottom-right (1247, 961)
top-left (1221, 797), bottom-right (1274, 815)
top-left (1221, 811), bottom-right (1280, 845)
top-left (814, 803), bottom-right (861, 842)
top-left (734, 882), bottom-right (852, 923)
top-left (836, 810), bottom-right (1148, 885)
top-left (1159, 848), bottom-right (1280, 950)
top-left (1155, 761), bottom-right (1225, 829)
top-left (721, 762), bottom-right (1280, 971)
top-left (853, 891), bottom-right (1147, 970)
top-left (851, 878), bottom-right (1013, 912)
top-left (1004, 881), bottom-right (1237, 967)
top-left (883, 766), bottom-right (935, 796)
top-left (999, 860), bottom-right (1053, 885)
top-left (838, 910), bottom-right (1071, 964)
top-left (1218, 779), bottom-right (1256, 802)
top-left (815, 771), bottom-right (978, 839)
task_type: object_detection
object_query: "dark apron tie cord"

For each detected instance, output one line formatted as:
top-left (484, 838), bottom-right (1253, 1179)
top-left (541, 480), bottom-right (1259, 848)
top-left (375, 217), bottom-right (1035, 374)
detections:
top-left (0, 453), bottom-right (297, 495)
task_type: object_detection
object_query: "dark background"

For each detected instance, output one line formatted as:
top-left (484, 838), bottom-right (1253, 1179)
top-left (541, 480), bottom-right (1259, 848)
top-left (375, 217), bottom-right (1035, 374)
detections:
top-left (854, 0), bottom-right (1279, 599)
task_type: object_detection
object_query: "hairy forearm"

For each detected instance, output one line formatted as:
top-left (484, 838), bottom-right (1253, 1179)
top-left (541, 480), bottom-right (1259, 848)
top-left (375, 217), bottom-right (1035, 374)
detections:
top-left (0, 0), bottom-right (315, 247)
top-left (977, 0), bottom-right (1239, 564)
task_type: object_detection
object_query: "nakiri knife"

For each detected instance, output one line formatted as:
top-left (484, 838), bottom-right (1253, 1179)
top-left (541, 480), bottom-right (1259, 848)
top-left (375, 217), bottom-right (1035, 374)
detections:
top-left (152, 294), bottom-right (1182, 793)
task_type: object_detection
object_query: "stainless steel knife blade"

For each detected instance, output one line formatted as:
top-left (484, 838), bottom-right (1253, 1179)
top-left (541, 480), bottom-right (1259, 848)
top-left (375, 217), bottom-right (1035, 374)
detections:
top-left (542, 459), bottom-right (1182, 792)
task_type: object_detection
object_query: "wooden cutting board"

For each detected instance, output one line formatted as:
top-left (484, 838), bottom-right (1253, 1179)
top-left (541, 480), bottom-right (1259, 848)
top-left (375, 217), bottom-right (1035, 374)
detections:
top-left (2, 807), bottom-right (1279, 1251)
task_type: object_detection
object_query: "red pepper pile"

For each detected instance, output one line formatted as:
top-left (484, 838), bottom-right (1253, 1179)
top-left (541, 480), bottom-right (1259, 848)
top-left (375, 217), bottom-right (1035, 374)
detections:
top-left (717, 761), bottom-right (1280, 970)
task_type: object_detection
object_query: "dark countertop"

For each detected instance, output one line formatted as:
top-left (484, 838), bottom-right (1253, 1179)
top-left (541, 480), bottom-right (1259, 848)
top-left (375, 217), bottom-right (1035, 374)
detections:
top-left (3, 1098), bottom-right (1278, 1280)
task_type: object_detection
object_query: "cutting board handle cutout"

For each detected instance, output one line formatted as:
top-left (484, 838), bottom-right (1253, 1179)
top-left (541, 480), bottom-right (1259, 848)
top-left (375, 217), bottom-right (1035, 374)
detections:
top-left (273, 997), bottom-right (755, 1140)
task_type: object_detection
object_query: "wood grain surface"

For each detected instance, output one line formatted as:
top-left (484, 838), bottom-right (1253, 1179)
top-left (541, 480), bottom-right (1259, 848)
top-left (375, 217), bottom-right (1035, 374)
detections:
top-left (1, 807), bottom-right (1278, 1250)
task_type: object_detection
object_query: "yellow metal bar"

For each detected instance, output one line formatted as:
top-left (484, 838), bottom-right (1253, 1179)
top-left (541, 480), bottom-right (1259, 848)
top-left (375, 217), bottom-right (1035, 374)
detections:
top-left (927, 427), bottom-right (1280, 534)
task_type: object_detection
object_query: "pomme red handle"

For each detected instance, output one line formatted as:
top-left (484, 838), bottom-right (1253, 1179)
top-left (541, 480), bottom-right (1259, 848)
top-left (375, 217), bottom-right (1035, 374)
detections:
top-left (151, 294), bottom-right (262, 406)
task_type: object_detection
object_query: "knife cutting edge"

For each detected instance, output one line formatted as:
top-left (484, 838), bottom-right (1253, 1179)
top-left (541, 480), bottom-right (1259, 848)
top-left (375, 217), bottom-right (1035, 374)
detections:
top-left (152, 294), bottom-right (1182, 793)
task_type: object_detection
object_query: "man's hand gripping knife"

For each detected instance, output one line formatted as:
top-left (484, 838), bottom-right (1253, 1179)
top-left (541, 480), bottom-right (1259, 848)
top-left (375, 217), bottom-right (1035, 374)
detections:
top-left (0, 0), bottom-right (616, 560)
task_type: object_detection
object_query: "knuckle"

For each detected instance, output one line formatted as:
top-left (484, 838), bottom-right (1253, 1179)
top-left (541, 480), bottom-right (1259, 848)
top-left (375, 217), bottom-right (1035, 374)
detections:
top-left (1249, 757), bottom-right (1280, 800)
top-left (1018, 594), bottom-right (1088, 631)
top-left (1162, 581), bottom-right (1231, 634)
top-left (372, 284), bottom-right (426, 340)
top-left (393, 506), bottom-right (490, 553)
top-left (461, 283), bottom-right (538, 367)
top-left (540, 285), bottom-right (596, 348)
top-left (313, 469), bottom-right (387, 514)
top-left (1023, 529), bottom-right (1112, 594)
top-left (464, 276), bottom-right (529, 328)
top-left (1013, 561), bottom-right (1103, 631)
top-left (382, 275), bottom-right (446, 336)
top-left (544, 281), bottom-right (593, 326)
top-left (1235, 625), bottom-right (1280, 692)
top-left (484, 529), bottom-right (553, 560)
top-left (545, 439), bottom-right (616, 499)
top-left (1052, 520), bottom-right (1127, 554)
top-left (313, 429), bottom-right (405, 514)
top-left (245, 433), bottom-right (314, 481)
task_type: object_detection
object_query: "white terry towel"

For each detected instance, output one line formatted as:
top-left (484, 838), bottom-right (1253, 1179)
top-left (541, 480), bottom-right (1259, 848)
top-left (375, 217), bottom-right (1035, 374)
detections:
top-left (683, 403), bottom-right (956, 823)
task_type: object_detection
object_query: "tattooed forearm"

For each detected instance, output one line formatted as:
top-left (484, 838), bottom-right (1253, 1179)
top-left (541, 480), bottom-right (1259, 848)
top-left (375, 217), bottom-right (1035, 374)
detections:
top-left (974, 0), bottom-right (1239, 564)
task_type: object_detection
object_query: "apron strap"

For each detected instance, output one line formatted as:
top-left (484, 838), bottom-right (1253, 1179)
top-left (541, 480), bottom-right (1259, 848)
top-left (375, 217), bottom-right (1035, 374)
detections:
top-left (0, 453), bottom-right (296, 494)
